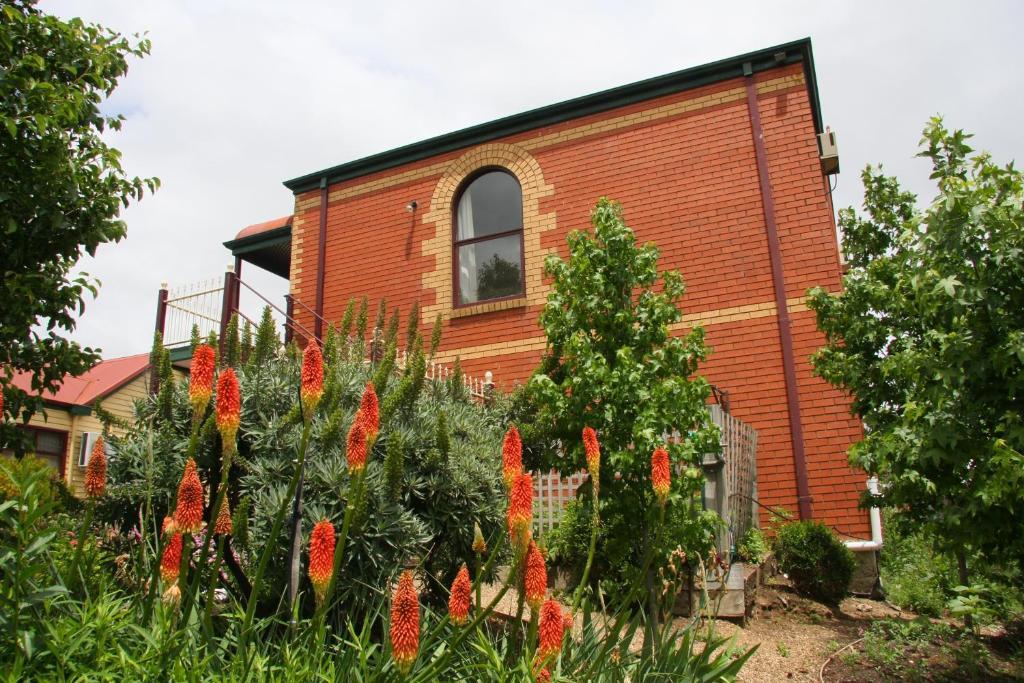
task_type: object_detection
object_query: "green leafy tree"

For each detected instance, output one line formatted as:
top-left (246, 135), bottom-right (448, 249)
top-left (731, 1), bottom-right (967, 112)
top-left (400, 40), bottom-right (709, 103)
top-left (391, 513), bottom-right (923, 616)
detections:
top-left (522, 198), bottom-right (718, 597)
top-left (0, 1), bottom-right (156, 447)
top-left (808, 119), bottom-right (1024, 581)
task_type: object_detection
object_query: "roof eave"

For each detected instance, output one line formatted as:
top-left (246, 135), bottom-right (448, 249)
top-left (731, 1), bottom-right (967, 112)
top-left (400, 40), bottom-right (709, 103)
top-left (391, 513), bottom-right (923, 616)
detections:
top-left (282, 38), bottom-right (822, 194)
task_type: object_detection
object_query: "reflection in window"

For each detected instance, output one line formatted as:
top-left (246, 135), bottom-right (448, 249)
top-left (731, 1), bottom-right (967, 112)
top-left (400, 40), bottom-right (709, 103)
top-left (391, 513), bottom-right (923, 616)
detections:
top-left (455, 170), bottom-right (524, 305)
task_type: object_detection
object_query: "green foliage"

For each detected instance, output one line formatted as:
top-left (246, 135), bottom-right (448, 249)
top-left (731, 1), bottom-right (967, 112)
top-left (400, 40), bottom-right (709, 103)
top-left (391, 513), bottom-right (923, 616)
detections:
top-left (241, 319), bottom-right (253, 363)
top-left (774, 520), bottom-right (855, 605)
top-left (225, 312), bottom-right (241, 368)
top-left (109, 322), bottom-right (506, 613)
top-left (0, 455), bottom-right (75, 512)
top-left (880, 511), bottom-right (955, 616)
top-left (0, 2), bottom-right (156, 451)
top-left (384, 431), bottom-right (404, 503)
top-left (406, 301), bottom-right (420, 353)
top-left (520, 198), bottom-right (718, 597)
top-left (252, 306), bottom-right (279, 366)
top-left (190, 324), bottom-right (202, 353)
top-left (808, 119), bottom-right (1024, 577)
top-left (429, 312), bottom-right (442, 359)
top-left (340, 297), bottom-right (356, 341)
top-left (355, 296), bottom-right (369, 340)
top-left (736, 527), bottom-right (769, 565)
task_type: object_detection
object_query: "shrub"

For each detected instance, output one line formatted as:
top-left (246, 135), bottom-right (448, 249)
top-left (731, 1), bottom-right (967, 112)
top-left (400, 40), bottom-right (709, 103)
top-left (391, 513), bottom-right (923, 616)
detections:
top-left (107, 305), bottom-right (506, 613)
top-left (0, 454), bottom-right (76, 513)
top-left (736, 526), bottom-right (769, 565)
top-left (774, 520), bottom-right (855, 605)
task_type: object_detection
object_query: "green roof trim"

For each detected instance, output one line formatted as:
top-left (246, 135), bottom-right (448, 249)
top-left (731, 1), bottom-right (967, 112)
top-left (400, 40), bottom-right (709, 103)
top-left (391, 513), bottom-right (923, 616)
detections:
top-left (223, 225), bottom-right (292, 255)
top-left (283, 38), bottom-right (822, 194)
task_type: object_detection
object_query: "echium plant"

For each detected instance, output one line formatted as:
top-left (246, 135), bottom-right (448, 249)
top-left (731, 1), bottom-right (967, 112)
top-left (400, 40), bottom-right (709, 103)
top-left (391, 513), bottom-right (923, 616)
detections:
top-left (522, 198), bottom-right (719, 602)
top-left (808, 119), bottom-right (1024, 584)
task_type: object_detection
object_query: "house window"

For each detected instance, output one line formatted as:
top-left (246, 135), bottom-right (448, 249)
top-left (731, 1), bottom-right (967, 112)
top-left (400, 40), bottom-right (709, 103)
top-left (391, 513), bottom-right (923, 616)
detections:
top-left (7, 427), bottom-right (68, 476)
top-left (454, 170), bottom-right (525, 306)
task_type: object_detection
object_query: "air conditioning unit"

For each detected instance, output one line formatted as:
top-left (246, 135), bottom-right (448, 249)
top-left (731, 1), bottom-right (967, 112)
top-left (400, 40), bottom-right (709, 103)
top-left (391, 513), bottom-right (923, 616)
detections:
top-left (78, 431), bottom-right (101, 467)
top-left (818, 128), bottom-right (840, 175)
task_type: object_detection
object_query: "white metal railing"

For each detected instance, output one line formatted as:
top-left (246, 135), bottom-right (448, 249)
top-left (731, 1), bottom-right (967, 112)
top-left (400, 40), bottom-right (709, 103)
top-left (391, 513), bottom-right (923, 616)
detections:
top-left (162, 277), bottom-right (225, 347)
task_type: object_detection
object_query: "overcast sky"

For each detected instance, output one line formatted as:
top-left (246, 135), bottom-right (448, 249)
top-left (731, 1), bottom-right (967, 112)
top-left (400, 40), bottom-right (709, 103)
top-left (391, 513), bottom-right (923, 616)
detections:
top-left (44, 0), bottom-right (1024, 359)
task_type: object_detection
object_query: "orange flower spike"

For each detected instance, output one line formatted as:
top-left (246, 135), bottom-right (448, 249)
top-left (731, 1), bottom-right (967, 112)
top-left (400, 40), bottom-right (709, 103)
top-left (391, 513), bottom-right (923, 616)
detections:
top-left (524, 540), bottom-right (547, 611)
top-left (537, 598), bottom-right (566, 665)
top-left (536, 669), bottom-right (551, 683)
top-left (173, 458), bottom-right (204, 534)
top-left (161, 532), bottom-right (183, 584)
top-left (507, 472), bottom-right (533, 553)
top-left (346, 413), bottom-right (368, 474)
top-left (359, 382), bottom-right (379, 440)
top-left (390, 570), bottom-right (420, 675)
top-left (161, 515), bottom-right (176, 535)
top-left (300, 341), bottom-right (324, 418)
top-left (214, 495), bottom-right (233, 536)
top-left (84, 436), bottom-right (107, 499)
top-left (582, 427), bottom-right (600, 477)
top-left (307, 519), bottom-right (335, 606)
top-left (189, 344), bottom-right (216, 415)
top-left (215, 368), bottom-right (241, 449)
top-left (501, 425), bottom-right (523, 489)
top-left (448, 564), bottom-right (472, 626)
top-left (651, 446), bottom-right (671, 506)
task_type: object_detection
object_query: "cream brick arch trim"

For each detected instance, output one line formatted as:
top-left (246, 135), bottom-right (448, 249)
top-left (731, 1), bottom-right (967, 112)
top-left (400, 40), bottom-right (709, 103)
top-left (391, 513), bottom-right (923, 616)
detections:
top-left (421, 143), bottom-right (556, 320)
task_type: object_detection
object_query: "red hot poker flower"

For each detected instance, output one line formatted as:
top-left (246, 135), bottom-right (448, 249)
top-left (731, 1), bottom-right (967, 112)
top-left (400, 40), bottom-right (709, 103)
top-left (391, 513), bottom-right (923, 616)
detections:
top-left (507, 472), bottom-right (533, 553)
top-left (300, 341), bottom-right (324, 418)
top-left (189, 344), bottom-right (216, 414)
top-left (472, 522), bottom-right (487, 555)
top-left (358, 382), bottom-right (379, 440)
top-left (582, 427), bottom-right (600, 477)
top-left (537, 598), bottom-right (566, 666)
top-left (346, 412), bottom-right (368, 474)
top-left (215, 368), bottom-right (241, 449)
top-left (390, 570), bottom-right (420, 675)
top-left (501, 425), bottom-right (523, 489)
top-left (307, 519), bottom-right (335, 606)
top-left (536, 668), bottom-right (551, 683)
top-left (448, 564), bottom-right (471, 626)
top-left (651, 446), bottom-right (671, 506)
top-left (161, 532), bottom-right (183, 584)
top-left (173, 458), bottom-right (204, 534)
top-left (84, 436), bottom-right (107, 499)
top-left (524, 541), bottom-right (547, 611)
top-left (214, 495), bottom-right (233, 536)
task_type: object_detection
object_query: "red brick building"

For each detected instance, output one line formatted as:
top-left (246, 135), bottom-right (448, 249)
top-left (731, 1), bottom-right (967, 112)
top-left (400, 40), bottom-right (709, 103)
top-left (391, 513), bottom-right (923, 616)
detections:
top-left (226, 39), bottom-right (871, 541)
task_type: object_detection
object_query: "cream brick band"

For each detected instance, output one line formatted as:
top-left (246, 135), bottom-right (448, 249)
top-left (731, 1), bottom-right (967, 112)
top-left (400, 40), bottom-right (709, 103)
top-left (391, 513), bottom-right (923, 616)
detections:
top-left (432, 294), bottom-right (816, 364)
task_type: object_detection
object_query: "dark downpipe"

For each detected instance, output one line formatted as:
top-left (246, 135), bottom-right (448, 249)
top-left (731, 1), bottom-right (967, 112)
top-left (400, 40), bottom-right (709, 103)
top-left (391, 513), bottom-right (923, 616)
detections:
top-left (314, 177), bottom-right (328, 341)
top-left (743, 62), bottom-right (814, 521)
top-left (284, 294), bottom-right (294, 344)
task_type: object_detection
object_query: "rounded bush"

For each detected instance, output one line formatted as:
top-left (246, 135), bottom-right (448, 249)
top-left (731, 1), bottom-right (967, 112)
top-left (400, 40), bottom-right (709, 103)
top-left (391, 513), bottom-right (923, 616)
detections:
top-left (774, 520), bottom-right (855, 605)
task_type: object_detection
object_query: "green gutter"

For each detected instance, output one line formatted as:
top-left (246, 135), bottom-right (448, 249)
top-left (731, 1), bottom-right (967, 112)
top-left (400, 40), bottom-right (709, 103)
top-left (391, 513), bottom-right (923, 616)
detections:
top-left (223, 225), bottom-right (292, 255)
top-left (283, 38), bottom-right (823, 194)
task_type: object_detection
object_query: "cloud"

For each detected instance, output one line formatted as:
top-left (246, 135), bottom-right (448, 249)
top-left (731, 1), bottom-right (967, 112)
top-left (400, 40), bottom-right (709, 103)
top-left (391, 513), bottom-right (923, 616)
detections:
top-left (43, 0), bottom-right (1024, 357)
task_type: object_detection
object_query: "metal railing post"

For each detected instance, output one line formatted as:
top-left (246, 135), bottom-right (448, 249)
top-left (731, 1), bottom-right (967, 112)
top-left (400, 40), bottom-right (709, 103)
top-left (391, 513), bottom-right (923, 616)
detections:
top-left (219, 265), bottom-right (235, 357)
top-left (152, 282), bottom-right (169, 395)
top-left (284, 294), bottom-right (294, 344)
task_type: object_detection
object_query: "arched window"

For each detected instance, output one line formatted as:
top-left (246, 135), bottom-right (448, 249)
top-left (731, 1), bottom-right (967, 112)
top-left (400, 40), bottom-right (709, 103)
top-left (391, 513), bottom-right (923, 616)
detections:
top-left (454, 169), bottom-right (524, 306)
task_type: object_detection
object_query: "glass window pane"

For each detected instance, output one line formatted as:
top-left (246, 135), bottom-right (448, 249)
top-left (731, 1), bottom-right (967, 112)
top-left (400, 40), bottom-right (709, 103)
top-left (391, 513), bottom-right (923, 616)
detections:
top-left (35, 431), bottom-right (63, 455)
top-left (457, 234), bottom-right (523, 305)
top-left (456, 171), bottom-right (522, 240)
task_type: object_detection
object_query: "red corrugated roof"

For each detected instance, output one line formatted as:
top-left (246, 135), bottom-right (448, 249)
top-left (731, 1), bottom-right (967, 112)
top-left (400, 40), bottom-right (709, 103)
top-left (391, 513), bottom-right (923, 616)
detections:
top-left (10, 353), bottom-right (150, 408)
top-left (234, 215), bottom-right (292, 242)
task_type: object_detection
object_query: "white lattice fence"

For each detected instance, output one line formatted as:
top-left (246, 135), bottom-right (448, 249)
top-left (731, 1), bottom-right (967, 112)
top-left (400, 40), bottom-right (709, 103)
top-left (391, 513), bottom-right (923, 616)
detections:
top-left (532, 471), bottom-right (588, 536)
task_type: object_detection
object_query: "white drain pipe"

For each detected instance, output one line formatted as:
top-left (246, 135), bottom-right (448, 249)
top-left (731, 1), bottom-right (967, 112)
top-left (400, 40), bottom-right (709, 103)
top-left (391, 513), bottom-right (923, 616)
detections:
top-left (844, 477), bottom-right (883, 551)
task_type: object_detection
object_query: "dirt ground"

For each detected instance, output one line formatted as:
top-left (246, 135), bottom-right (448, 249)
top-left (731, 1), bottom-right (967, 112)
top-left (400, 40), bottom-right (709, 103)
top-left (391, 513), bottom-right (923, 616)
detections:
top-left (702, 586), bottom-right (903, 682)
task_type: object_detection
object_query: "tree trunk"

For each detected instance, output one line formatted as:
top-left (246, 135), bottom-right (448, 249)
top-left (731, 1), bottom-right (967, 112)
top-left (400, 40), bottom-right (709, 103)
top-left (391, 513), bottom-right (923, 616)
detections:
top-left (956, 549), bottom-right (973, 630)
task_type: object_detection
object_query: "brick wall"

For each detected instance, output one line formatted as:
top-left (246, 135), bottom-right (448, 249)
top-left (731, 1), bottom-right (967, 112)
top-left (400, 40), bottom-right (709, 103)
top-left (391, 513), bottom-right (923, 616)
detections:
top-left (288, 62), bottom-right (870, 538)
